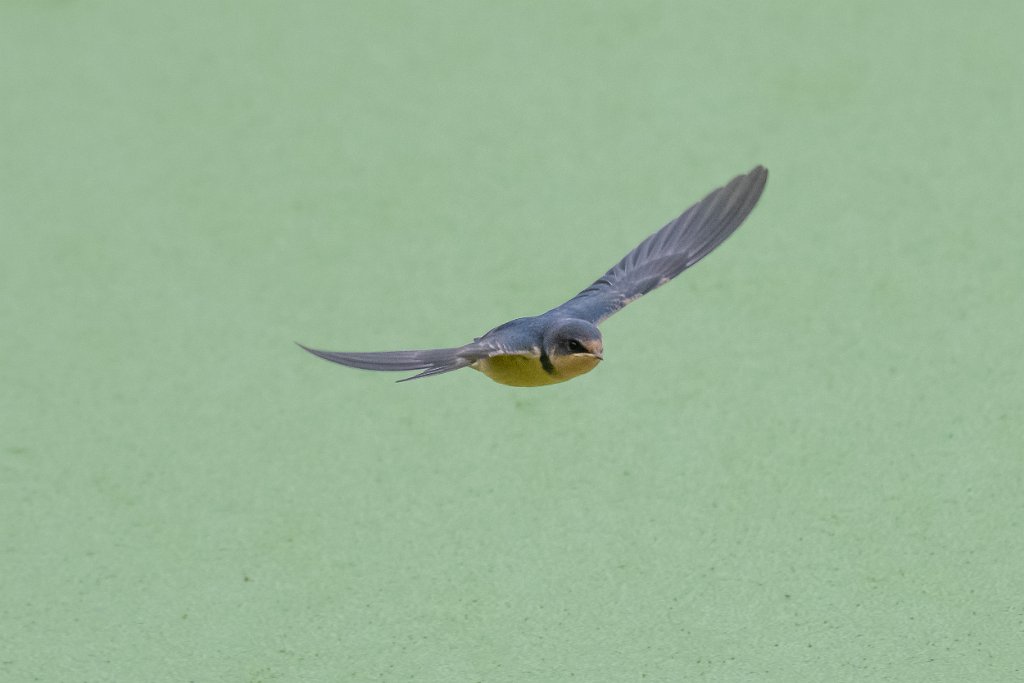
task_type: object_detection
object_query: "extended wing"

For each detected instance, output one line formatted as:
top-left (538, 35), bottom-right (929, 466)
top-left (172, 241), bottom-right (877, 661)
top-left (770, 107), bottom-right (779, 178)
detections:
top-left (550, 166), bottom-right (767, 324)
top-left (297, 341), bottom-right (495, 382)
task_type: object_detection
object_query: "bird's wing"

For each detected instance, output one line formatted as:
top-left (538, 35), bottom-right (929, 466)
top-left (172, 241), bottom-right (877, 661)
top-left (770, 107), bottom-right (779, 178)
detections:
top-left (549, 166), bottom-right (768, 325)
top-left (297, 340), bottom-right (499, 382)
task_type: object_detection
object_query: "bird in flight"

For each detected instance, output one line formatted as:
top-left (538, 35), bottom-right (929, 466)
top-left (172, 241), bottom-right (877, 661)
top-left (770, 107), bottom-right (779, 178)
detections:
top-left (300, 165), bottom-right (768, 386)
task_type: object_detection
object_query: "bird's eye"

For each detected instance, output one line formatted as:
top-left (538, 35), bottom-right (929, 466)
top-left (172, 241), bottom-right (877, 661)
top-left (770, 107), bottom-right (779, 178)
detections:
top-left (567, 340), bottom-right (584, 352)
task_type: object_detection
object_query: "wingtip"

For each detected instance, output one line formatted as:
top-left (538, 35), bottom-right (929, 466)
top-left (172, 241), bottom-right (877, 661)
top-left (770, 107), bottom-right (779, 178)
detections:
top-left (296, 342), bottom-right (334, 363)
top-left (736, 165), bottom-right (768, 199)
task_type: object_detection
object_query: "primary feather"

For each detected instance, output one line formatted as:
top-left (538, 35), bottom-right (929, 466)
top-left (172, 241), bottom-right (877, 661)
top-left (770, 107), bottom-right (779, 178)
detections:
top-left (296, 342), bottom-right (492, 382)
top-left (550, 165), bottom-right (767, 324)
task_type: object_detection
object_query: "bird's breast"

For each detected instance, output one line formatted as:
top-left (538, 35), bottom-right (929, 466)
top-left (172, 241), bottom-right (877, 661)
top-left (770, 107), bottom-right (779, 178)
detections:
top-left (472, 353), bottom-right (600, 387)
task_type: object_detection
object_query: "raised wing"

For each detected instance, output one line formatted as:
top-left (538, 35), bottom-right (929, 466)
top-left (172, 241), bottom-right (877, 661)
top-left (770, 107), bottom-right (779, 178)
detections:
top-left (550, 166), bottom-right (767, 324)
top-left (297, 341), bottom-right (496, 382)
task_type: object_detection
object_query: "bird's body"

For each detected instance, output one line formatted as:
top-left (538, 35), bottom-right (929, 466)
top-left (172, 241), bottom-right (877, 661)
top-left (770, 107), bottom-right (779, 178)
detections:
top-left (300, 166), bottom-right (768, 386)
top-left (468, 313), bottom-right (604, 386)
top-left (474, 350), bottom-right (590, 387)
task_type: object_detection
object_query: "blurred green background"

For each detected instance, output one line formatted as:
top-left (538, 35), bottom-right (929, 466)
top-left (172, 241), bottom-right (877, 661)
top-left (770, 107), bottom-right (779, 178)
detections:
top-left (2, 1), bottom-right (1022, 680)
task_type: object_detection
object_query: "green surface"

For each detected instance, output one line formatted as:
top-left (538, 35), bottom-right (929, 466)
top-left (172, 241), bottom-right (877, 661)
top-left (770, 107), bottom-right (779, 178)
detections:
top-left (3, 1), bottom-right (1023, 680)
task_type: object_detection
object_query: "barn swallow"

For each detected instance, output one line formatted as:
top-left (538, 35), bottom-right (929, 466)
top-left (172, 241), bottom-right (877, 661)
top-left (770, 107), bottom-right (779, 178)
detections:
top-left (300, 165), bottom-right (767, 386)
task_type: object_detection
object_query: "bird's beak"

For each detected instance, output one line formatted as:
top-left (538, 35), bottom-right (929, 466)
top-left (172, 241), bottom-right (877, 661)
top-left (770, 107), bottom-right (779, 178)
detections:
top-left (591, 351), bottom-right (604, 361)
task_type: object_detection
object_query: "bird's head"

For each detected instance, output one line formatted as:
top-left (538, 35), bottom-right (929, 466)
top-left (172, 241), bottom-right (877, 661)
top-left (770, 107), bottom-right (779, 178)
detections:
top-left (544, 318), bottom-right (604, 368)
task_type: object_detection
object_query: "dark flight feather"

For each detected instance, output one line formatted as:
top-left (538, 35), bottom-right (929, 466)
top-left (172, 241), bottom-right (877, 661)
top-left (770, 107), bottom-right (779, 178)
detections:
top-left (550, 165), bottom-right (767, 324)
top-left (296, 343), bottom-right (490, 382)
